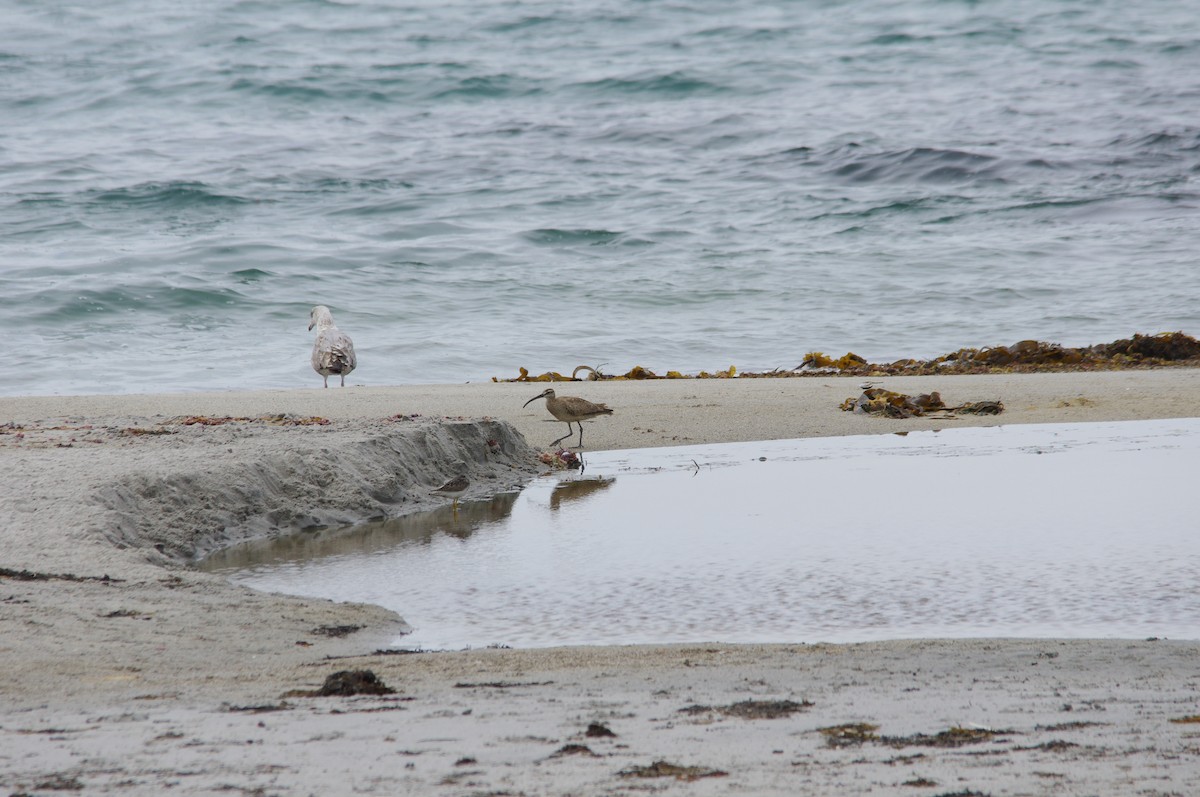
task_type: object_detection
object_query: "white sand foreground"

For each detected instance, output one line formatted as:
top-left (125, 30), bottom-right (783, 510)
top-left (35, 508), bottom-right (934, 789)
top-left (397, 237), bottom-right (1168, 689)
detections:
top-left (2, 370), bottom-right (1199, 796)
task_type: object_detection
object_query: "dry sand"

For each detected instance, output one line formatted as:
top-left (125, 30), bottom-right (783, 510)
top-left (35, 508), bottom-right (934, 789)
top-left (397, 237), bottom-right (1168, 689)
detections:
top-left (5, 367), bottom-right (1200, 450)
top-left (2, 371), bottom-right (1199, 795)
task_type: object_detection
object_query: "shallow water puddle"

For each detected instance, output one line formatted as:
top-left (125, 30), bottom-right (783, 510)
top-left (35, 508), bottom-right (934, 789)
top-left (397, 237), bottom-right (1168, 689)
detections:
top-left (201, 419), bottom-right (1200, 649)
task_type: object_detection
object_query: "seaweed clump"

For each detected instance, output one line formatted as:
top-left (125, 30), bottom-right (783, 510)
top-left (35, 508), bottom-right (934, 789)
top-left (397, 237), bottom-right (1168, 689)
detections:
top-left (679, 699), bottom-right (814, 719)
top-left (497, 364), bottom-right (735, 382)
top-left (880, 726), bottom-right (1012, 748)
top-left (819, 722), bottom-right (881, 748)
top-left (840, 388), bottom-right (1004, 418)
top-left (169, 414), bottom-right (331, 426)
top-left (284, 669), bottom-right (395, 698)
top-left (814, 331), bottom-right (1200, 376)
top-left (492, 332), bottom-right (1200, 382)
top-left (619, 760), bottom-right (728, 781)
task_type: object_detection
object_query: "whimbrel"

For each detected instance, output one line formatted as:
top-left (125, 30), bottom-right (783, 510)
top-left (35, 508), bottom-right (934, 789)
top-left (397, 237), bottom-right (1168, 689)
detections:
top-left (431, 474), bottom-right (469, 512)
top-left (308, 305), bottom-right (357, 388)
top-left (523, 388), bottom-right (613, 448)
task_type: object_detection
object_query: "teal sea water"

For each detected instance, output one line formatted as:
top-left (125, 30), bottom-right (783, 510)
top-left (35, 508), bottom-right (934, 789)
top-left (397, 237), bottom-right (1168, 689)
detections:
top-left (3, 0), bottom-right (1198, 396)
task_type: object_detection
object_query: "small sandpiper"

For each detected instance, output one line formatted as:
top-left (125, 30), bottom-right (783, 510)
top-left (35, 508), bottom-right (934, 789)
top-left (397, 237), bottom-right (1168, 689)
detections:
top-left (431, 474), bottom-right (469, 511)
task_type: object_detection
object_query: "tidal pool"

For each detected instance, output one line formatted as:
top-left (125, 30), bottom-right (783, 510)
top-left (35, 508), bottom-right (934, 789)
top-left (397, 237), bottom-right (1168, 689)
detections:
top-left (201, 418), bottom-right (1200, 649)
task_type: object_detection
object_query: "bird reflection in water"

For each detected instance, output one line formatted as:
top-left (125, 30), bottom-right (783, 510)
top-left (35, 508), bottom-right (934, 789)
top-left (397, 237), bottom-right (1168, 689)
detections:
top-left (196, 491), bottom-right (523, 572)
top-left (549, 476), bottom-right (616, 511)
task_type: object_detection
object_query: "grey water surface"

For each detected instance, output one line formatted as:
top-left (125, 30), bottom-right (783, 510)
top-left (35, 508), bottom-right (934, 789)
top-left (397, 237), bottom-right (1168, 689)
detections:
top-left (201, 418), bottom-right (1200, 649)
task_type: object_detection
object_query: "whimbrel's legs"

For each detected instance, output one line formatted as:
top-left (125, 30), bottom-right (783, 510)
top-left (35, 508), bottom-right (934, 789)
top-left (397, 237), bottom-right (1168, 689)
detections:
top-left (551, 423), bottom-right (574, 448)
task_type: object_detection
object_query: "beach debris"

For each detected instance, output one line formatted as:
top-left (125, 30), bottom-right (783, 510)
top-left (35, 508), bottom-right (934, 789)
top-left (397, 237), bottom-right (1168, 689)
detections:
top-left (879, 725), bottom-right (1013, 748)
top-left (284, 669), bottom-right (395, 698)
top-left (495, 364), bottom-right (734, 381)
top-left (491, 332), bottom-right (1199, 381)
top-left (322, 648), bottom-right (428, 660)
top-left (1013, 740), bottom-right (1080, 752)
top-left (955, 400), bottom-right (1005, 414)
top-left (100, 609), bottom-right (148, 619)
top-left (1169, 714), bottom-right (1200, 724)
top-left (680, 699), bottom-right (814, 719)
top-left (818, 722), bottom-right (1013, 750)
top-left (453, 680), bottom-right (554, 689)
top-left (310, 624), bottom-right (364, 638)
top-left (550, 744), bottom-right (600, 758)
top-left (841, 388), bottom-right (1004, 418)
top-left (538, 449), bottom-right (583, 470)
top-left (809, 331), bottom-right (1200, 375)
top-left (315, 669), bottom-right (394, 697)
top-left (882, 753), bottom-right (926, 766)
top-left (572, 364), bottom-right (604, 380)
top-left (507, 366), bottom-right (574, 382)
top-left (819, 722), bottom-right (881, 747)
top-left (439, 763), bottom-right (483, 786)
top-left (0, 567), bottom-right (120, 583)
top-left (32, 775), bottom-right (84, 792)
top-left (168, 414), bottom-right (331, 426)
top-left (225, 702), bottom-right (293, 713)
top-left (1036, 720), bottom-right (1106, 731)
top-left (1105, 331), bottom-right (1200, 360)
top-left (902, 777), bottom-right (938, 787)
top-left (585, 722), bottom-right (617, 738)
top-left (721, 699), bottom-right (813, 719)
top-left (800, 351), bottom-right (869, 370)
top-left (619, 760), bottom-right (728, 782)
top-left (842, 388), bottom-right (945, 417)
top-left (0, 421), bottom-right (108, 449)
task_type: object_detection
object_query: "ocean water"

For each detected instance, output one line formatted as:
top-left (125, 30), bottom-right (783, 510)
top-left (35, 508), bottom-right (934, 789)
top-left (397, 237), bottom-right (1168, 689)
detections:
top-left (3, 0), bottom-right (1198, 396)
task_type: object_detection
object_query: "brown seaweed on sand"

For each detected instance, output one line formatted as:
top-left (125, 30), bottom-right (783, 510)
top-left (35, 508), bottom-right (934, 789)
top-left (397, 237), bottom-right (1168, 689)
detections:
top-left (819, 722), bottom-right (881, 747)
top-left (619, 760), bottom-right (728, 781)
top-left (492, 331), bottom-right (1200, 382)
top-left (840, 388), bottom-right (1005, 418)
top-left (680, 699), bottom-right (813, 719)
top-left (879, 726), bottom-right (1013, 748)
top-left (550, 744), bottom-right (600, 758)
top-left (310, 624), bottom-right (364, 638)
top-left (284, 669), bottom-right (395, 698)
top-left (1169, 714), bottom-right (1200, 724)
top-left (167, 414), bottom-right (331, 426)
top-left (585, 722), bottom-right (617, 737)
top-left (841, 388), bottom-right (948, 417)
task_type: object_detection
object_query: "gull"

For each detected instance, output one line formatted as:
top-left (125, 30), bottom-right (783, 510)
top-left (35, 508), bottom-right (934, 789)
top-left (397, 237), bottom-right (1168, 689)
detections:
top-left (431, 474), bottom-right (469, 512)
top-left (308, 305), bottom-right (357, 388)
top-left (523, 388), bottom-right (613, 448)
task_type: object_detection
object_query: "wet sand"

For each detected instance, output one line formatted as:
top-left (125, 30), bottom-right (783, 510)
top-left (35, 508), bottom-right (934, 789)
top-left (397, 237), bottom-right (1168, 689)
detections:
top-left (2, 370), bottom-right (1199, 795)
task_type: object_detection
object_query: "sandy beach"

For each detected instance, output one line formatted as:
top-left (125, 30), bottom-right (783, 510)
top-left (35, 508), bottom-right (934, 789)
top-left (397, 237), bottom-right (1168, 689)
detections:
top-left (3, 370), bottom-right (1199, 795)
